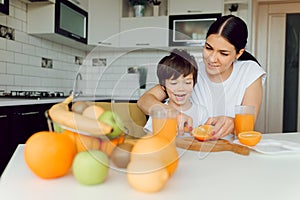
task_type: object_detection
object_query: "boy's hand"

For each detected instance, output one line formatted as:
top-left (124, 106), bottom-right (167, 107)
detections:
top-left (177, 113), bottom-right (193, 135)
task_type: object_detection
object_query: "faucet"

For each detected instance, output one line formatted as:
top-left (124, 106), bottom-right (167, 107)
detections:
top-left (73, 73), bottom-right (83, 97)
top-left (138, 67), bottom-right (147, 89)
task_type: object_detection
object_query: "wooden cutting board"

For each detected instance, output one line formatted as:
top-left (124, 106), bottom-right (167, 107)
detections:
top-left (175, 137), bottom-right (250, 156)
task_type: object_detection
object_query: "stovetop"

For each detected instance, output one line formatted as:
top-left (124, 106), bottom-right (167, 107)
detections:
top-left (0, 90), bottom-right (66, 99)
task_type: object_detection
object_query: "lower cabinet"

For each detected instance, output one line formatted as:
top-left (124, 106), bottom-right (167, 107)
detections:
top-left (9, 104), bottom-right (51, 155)
top-left (0, 103), bottom-right (54, 176)
top-left (0, 108), bottom-right (12, 176)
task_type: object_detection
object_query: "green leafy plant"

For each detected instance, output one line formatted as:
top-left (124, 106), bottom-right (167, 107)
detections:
top-left (149, 0), bottom-right (161, 5)
top-left (128, 0), bottom-right (150, 6)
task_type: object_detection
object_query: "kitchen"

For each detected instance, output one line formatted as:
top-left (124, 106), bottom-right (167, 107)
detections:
top-left (0, 0), bottom-right (298, 132)
top-left (0, 0), bottom-right (227, 172)
top-left (1, 0), bottom-right (300, 199)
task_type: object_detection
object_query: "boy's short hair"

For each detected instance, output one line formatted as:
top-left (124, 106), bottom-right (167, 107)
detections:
top-left (157, 49), bottom-right (198, 87)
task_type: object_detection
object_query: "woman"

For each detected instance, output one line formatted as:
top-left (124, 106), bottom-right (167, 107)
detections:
top-left (137, 15), bottom-right (266, 139)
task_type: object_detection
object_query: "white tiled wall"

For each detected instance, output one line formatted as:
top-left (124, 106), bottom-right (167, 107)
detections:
top-left (78, 48), bottom-right (202, 99)
top-left (0, 0), bottom-right (85, 95)
top-left (0, 0), bottom-right (203, 98)
top-left (79, 49), bottom-right (169, 99)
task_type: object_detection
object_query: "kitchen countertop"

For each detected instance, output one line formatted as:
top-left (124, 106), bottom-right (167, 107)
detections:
top-left (1, 133), bottom-right (300, 200)
top-left (0, 96), bottom-right (139, 107)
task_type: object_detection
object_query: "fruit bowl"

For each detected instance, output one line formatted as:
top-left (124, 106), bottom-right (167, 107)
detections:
top-left (238, 131), bottom-right (262, 146)
top-left (44, 110), bottom-right (125, 156)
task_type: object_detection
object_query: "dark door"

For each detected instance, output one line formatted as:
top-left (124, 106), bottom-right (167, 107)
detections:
top-left (283, 13), bottom-right (300, 132)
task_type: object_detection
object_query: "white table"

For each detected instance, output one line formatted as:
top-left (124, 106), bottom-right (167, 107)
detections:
top-left (1, 133), bottom-right (300, 200)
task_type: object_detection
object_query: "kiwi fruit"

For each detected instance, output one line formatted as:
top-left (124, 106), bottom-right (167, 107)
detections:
top-left (111, 143), bottom-right (133, 168)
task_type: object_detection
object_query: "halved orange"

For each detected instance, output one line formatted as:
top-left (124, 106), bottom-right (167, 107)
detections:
top-left (192, 125), bottom-right (213, 141)
top-left (238, 131), bottom-right (262, 146)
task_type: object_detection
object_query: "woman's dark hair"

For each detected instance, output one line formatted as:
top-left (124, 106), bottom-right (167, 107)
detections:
top-left (157, 49), bottom-right (198, 87)
top-left (206, 15), bottom-right (260, 65)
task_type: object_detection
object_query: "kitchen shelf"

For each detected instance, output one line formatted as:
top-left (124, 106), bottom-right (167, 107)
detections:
top-left (224, 0), bottom-right (248, 4)
top-left (121, 0), bottom-right (168, 17)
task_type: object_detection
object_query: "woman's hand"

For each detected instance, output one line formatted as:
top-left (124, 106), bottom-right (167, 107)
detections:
top-left (205, 116), bottom-right (234, 139)
top-left (177, 113), bottom-right (193, 136)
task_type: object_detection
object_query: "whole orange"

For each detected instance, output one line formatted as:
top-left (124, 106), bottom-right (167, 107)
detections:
top-left (24, 131), bottom-right (76, 179)
top-left (130, 135), bottom-right (179, 176)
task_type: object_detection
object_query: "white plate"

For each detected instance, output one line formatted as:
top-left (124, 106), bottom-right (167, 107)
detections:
top-left (233, 139), bottom-right (300, 155)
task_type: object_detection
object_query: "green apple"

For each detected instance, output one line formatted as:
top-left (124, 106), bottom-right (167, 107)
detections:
top-left (53, 122), bottom-right (64, 133)
top-left (98, 110), bottom-right (124, 139)
top-left (72, 150), bottom-right (109, 185)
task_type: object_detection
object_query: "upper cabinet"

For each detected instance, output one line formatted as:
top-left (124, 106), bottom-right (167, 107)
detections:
top-left (0, 0), bottom-right (9, 15)
top-left (120, 16), bottom-right (168, 48)
top-left (224, 0), bottom-right (250, 24)
top-left (27, 0), bottom-right (89, 50)
top-left (68, 0), bottom-right (88, 11)
top-left (88, 0), bottom-right (120, 47)
top-left (169, 0), bottom-right (224, 15)
top-left (119, 0), bottom-right (169, 48)
top-left (88, 0), bottom-right (251, 49)
top-left (224, 0), bottom-right (251, 45)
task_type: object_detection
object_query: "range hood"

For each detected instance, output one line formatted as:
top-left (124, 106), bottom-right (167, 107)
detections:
top-left (20, 0), bottom-right (55, 3)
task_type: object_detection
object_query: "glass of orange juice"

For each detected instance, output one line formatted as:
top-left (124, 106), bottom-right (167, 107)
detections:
top-left (151, 107), bottom-right (178, 142)
top-left (234, 105), bottom-right (255, 138)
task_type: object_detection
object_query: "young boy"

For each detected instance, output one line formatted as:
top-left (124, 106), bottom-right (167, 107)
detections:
top-left (143, 49), bottom-right (208, 135)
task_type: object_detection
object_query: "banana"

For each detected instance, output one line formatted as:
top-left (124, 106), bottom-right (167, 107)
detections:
top-left (48, 95), bottom-right (112, 137)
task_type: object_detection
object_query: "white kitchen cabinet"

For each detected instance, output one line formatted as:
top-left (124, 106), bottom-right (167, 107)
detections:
top-left (224, 0), bottom-right (250, 25)
top-left (68, 0), bottom-right (88, 11)
top-left (27, 1), bottom-right (89, 50)
top-left (224, 0), bottom-right (249, 18)
top-left (224, 0), bottom-right (251, 48)
top-left (119, 16), bottom-right (168, 48)
top-left (0, 0), bottom-right (9, 15)
top-left (168, 0), bottom-right (224, 15)
top-left (88, 0), bottom-right (120, 47)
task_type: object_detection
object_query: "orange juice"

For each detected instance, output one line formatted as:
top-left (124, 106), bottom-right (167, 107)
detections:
top-left (234, 114), bottom-right (254, 136)
top-left (152, 117), bottom-right (177, 142)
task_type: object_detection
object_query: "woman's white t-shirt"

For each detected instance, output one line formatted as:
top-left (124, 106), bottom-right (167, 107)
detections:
top-left (191, 60), bottom-right (266, 118)
top-left (143, 100), bottom-right (208, 133)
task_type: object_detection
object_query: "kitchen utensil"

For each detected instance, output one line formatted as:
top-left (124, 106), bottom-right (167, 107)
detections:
top-left (175, 137), bottom-right (250, 156)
